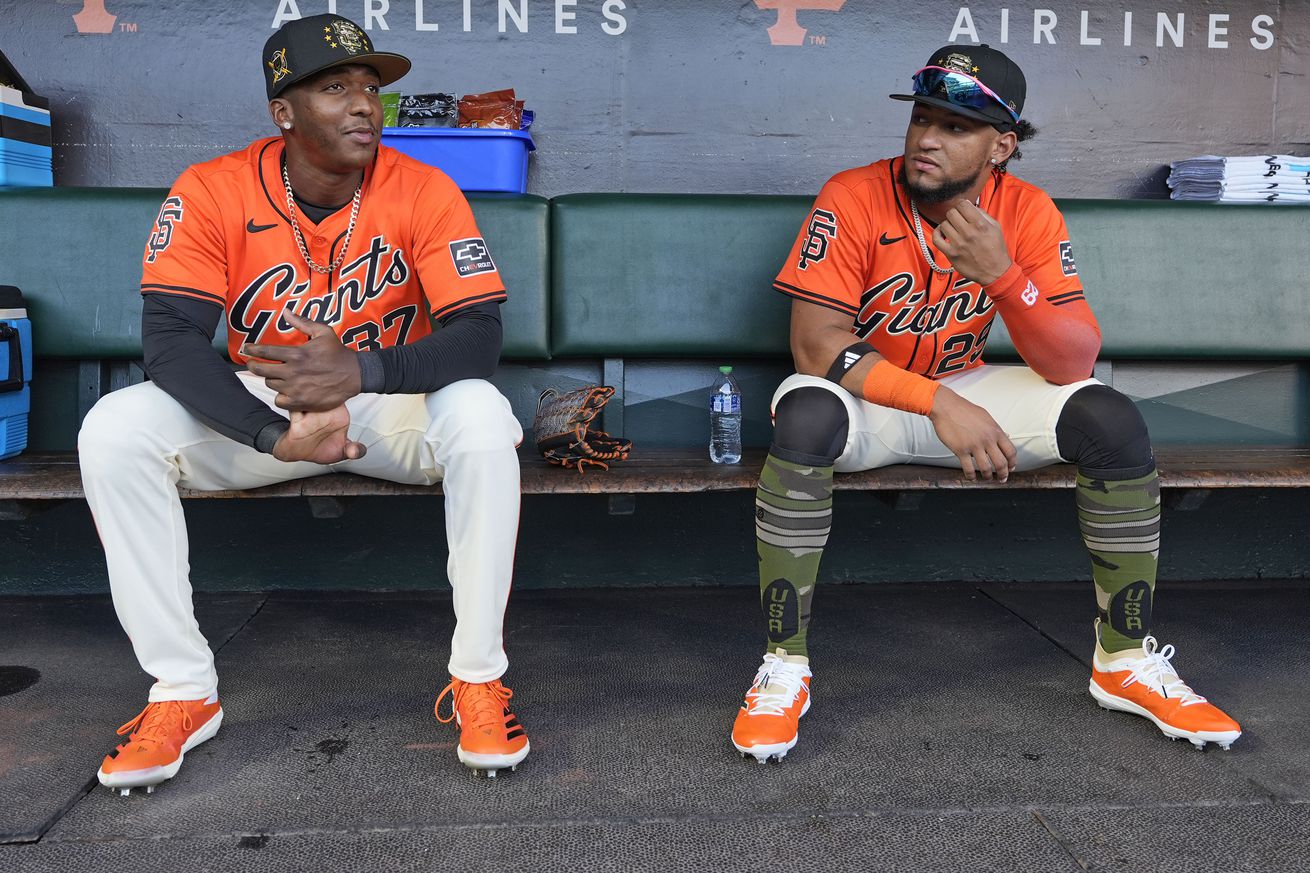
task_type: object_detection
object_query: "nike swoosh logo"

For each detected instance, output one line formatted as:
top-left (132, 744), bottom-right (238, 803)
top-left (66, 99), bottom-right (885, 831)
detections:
top-left (879, 232), bottom-right (907, 245)
top-left (247, 219), bottom-right (277, 233)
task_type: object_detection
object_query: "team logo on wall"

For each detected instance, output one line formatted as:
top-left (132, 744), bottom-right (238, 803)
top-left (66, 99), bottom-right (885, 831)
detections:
top-left (267, 48), bottom-right (292, 86)
top-left (449, 238), bottom-right (497, 277)
top-left (754, 0), bottom-right (846, 46)
top-left (326, 19), bottom-right (370, 53)
top-left (72, 0), bottom-right (116, 34)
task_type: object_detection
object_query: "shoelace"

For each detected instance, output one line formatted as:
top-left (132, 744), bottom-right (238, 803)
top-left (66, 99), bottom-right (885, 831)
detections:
top-left (116, 701), bottom-right (194, 746)
top-left (1116, 636), bottom-right (1207, 706)
top-left (435, 680), bottom-right (514, 732)
top-left (744, 653), bottom-right (810, 717)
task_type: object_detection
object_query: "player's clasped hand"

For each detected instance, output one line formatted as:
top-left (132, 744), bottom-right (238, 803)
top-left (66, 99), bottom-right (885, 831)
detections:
top-left (242, 310), bottom-right (363, 412)
top-left (931, 199), bottom-right (1013, 287)
top-left (272, 405), bottom-right (367, 465)
top-left (928, 387), bottom-right (1018, 482)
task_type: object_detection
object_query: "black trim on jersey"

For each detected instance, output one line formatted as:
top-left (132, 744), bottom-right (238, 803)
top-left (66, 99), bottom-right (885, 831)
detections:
top-left (889, 157), bottom-right (918, 235)
top-left (1050, 293), bottom-right (1087, 307)
top-left (986, 167), bottom-right (1004, 211)
top-left (1048, 290), bottom-right (1085, 303)
top-left (257, 140), bottom-right (293, 228)
top-left (773, 281), bottom-right (859, 316)
top-left (140, 284), bottom-right (226, 305)
top-left (905, 270), bottom-right (931, 372)
top-left (328, 227), bottom-right (350, 281)
top-left (430, 290), bottom-right (508, 322)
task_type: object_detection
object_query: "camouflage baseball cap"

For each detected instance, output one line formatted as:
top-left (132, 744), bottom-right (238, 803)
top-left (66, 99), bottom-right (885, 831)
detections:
top-left (262, 14), bottom-right (410, 100)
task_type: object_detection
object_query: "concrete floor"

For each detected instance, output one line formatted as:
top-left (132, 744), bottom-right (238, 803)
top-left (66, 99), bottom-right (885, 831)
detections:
top-left (1, 581), bottom-right (1306, 872)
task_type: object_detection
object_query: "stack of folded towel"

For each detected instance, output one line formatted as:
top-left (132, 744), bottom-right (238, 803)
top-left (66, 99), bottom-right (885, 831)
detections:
top-left (1167, 155), bottom-right (1310, 203)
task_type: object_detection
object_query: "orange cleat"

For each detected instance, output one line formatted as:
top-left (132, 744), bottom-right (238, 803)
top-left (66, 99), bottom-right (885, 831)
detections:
top-left (1090, 635), bottom-right (1241, 750)
top-left (436, 678), bottom-right (529, 777)
top-left (97, 697), bottom-right (223, 795)
top-left (731, 650), bottom-right (812, 763)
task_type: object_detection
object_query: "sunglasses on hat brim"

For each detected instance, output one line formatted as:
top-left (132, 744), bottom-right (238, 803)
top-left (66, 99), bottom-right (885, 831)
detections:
top-left (911, 66), bottom-right (1020, 124)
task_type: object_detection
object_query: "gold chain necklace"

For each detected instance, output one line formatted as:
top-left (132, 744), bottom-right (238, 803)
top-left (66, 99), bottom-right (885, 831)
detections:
top-left (283, 163), bottom-right (362, 275)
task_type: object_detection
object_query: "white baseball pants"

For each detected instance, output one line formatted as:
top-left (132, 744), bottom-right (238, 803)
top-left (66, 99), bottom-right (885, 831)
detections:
top-left (774, 364), bottom-right (1101, 472)
top-left (78, 372), bottom-right (522, 702)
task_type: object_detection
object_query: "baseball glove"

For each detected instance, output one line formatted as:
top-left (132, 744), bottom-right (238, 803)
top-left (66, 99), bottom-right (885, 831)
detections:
top-left (532, 385), bottom-right (632, 472)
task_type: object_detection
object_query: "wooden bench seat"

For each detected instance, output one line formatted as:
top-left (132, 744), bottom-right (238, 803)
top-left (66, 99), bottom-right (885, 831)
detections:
top-left (4, 447), bottom-right (1308, 510)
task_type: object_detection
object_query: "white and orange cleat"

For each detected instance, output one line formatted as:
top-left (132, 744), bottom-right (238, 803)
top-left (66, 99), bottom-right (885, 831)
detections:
top-left (1090, 635), bottom-right (1241, 750)
top-left (97, 696), bottom-right (223, 796)
top-left (731, 650), bottom-right (812, 763)
top-left (436, 677), bottom-right (529, 778)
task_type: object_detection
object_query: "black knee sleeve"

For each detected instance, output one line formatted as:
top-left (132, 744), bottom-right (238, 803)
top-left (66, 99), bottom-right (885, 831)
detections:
top-left (1056, 385), bottom-right (1154, 478)
top-left (771, 387), bottom-right (849, 466)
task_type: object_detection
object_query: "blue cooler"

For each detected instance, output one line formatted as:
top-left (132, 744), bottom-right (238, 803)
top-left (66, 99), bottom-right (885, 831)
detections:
top-left (0, 286), bottom-right (32, 460)
top-left (381, 128), bottom-right (535, 193)
top-left (0, 49), bottom-right (52, 188)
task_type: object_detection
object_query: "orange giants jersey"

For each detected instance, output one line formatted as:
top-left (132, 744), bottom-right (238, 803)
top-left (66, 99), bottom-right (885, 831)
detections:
top-left (140, 137), bottom-right (506, 363)
top-left (774, 157), bottom-right (1095, 380)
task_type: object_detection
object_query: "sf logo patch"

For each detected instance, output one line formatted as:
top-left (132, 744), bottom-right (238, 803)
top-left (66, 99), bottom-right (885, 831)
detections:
top-left (1059, 240), bottom-right (1077, 277)
top-left (449, 237), bottom-right (497, 278)
top-left (798, 208), bottom-right (837, 271)
top-left (146, 197), bottom-right (184, 264)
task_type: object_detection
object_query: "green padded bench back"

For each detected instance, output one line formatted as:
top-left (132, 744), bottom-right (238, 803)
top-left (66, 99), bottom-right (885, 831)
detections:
top-left (989, 199), bottom-right (1310, 358)
top-left (0, 188), bottom-right (550, 360)
top-left (1055, 199), bottom-right (1310, 358)
top-left (552, 194), bottom-right (1310, 360)
top-left (551, 194), bottom-right (806, 357)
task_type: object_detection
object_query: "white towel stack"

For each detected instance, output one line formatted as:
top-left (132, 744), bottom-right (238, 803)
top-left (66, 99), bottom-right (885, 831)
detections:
top-left (1167, 155), bottom-right (1310, 204)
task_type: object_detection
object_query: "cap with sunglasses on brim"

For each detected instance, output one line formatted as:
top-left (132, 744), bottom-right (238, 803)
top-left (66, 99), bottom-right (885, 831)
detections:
top-left (262, 14), bottom-right (411, 100)
top-left (890, 44), bottom-right (1025, 131)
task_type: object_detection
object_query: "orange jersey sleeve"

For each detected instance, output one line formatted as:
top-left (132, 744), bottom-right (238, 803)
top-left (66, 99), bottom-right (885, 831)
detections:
top-left (409, 171), bottom-right (507, 321)
top-left (773, 178), bottom-right (872, 318)
top-left (985, 188), bottom-right (1101, 383)
top-left (1010, 191), bottom-right (1089, 313)
top-left (140, 169), bottom-right (228, 308)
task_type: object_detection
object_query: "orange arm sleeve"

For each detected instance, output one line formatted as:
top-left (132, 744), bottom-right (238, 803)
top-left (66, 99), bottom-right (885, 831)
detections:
top-left (985, 263), bottom-right (1102, 385)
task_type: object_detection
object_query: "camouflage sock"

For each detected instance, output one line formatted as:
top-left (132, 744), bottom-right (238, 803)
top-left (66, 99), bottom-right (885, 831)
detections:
top-left (1075, 467), bottom-right (1161, 654)
top-left (754, 453), bottom-right (833, 658)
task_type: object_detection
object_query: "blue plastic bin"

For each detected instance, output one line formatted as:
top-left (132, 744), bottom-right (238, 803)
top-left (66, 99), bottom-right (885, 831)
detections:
top-left (0, 87), bottom-right (52, 188)
top-left (0, 287), bottom-right (32, 460)
top-left (381, 128), bottom-right (535, 193)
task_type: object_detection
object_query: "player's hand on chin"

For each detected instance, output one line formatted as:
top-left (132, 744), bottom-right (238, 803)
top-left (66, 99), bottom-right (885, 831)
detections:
top-left (243, 311), bottom-right (363, 412)
top-left (272, 405), bottom-right (367, 465)
top-left (932, 199), bottom-right (1012, 287)
top-left (928, 387), bottom-right (1017, 482)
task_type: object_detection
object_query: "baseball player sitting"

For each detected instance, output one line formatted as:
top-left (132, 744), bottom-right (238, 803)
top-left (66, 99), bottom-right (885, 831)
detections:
top-left (81, 14), bottom-right (529, 792)
top-left (732, 44), bottom-right (1241, 763)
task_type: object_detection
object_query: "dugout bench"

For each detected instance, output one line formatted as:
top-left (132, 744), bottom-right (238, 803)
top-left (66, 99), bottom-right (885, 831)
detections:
top-left (0, 187), bottom-right (1308, 521)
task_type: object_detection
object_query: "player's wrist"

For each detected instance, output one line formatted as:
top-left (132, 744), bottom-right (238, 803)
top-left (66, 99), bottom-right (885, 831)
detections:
top-left (982, 261), bottom-right (1025, 300)
top-left (257, 420), bottom-right (292, 457)
top-left (355, 349), bottom-right (383, 394)
top-left (862, 359), bottom-right (939, 416)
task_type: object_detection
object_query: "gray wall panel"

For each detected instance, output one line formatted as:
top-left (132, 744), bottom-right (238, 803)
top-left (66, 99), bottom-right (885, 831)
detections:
top-left (2, 1), bottom-right (1303, 198)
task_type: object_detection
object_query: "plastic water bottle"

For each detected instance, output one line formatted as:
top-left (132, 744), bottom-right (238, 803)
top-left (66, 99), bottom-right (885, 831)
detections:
top-left (709, 365), bottom-right (742, 464)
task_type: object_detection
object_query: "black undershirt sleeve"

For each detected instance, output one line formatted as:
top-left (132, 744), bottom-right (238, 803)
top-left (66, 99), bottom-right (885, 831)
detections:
top-left (356, 301), bottom-right (504, 396)
top-left (141, 293), bottom-right (289, 453)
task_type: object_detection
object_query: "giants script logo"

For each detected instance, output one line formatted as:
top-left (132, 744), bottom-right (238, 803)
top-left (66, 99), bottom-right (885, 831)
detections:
top-left (73, 0), bottom-right (116, 33)
top-left (755, 0), bottom-right (846, 46)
